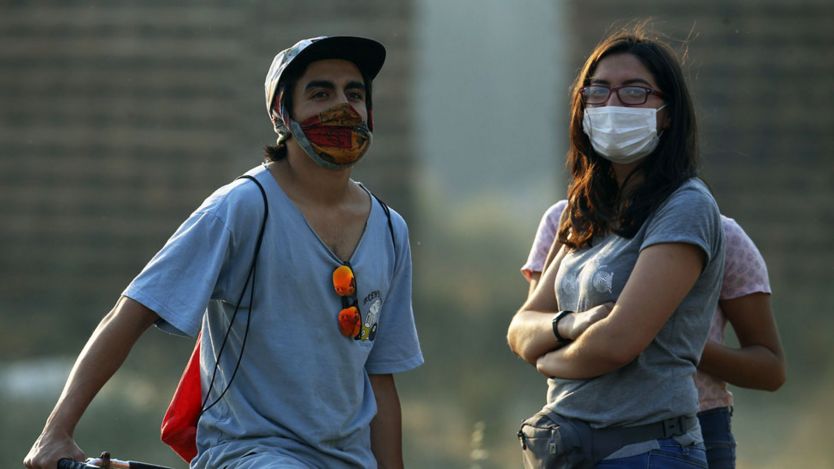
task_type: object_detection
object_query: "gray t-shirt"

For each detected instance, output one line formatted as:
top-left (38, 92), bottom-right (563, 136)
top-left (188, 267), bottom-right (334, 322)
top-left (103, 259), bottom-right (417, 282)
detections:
top-left (545, 178), bottom-right (724, 429)
top-left (124, 164), bottom-right (423, 468)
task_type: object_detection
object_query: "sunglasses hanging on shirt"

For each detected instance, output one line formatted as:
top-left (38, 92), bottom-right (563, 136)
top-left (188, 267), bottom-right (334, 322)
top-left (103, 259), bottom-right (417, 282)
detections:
top-left (333, 263), bottom-right (362, 338)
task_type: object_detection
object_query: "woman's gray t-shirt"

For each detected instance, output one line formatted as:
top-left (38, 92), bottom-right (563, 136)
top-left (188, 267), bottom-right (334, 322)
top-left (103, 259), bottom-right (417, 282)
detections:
top-left (546, 178), bottom-right (724, 428)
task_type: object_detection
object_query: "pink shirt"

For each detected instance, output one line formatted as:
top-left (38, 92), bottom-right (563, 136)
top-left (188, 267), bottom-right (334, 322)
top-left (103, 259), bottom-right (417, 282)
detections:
top-left (522, 201), bottom-right (771, 411)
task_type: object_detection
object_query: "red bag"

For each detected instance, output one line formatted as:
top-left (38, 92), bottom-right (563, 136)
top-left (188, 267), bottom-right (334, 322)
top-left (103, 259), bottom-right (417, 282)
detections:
top-left (160, 175), bottom-right (269, 463)
top-left (160, 331), bottom-right (202, 463)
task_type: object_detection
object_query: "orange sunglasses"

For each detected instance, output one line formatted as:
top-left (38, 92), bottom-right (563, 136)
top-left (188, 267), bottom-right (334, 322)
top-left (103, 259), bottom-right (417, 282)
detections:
top-left (333, 264), bottom-right (361, 338)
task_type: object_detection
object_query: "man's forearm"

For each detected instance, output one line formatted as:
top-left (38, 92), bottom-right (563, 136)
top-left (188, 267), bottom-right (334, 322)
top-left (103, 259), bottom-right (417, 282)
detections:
top-left (369, 374), bottom-right (403, 469)
top-left (26, 297), bottom-right (158, 469)
top-left (42, 297), bottom-right (157, 435)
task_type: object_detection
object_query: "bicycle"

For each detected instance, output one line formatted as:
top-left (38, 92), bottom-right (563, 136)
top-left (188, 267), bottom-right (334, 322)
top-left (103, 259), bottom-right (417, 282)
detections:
top-left (57, 451), bottom-right (173, 469)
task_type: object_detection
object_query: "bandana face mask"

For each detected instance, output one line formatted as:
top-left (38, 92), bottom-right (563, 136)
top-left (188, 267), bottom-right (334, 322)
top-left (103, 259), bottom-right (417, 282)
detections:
top-left (285, 103), bottom-right (372, 170)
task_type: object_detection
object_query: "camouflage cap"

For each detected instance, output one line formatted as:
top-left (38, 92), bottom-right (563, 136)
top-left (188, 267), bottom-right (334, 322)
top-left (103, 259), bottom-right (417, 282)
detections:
top-left (264, 36), bottom-right (386, 118)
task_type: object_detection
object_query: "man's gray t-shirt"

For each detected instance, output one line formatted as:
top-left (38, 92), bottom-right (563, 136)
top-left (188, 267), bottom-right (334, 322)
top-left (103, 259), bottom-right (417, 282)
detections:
top-left (123, 165), bottom-right (423, 468)
top-left (546, 178), bottom-right (724, 429)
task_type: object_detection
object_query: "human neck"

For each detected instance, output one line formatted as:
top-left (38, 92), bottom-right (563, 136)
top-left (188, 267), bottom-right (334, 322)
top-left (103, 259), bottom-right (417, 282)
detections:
top-left (269, 146), bottom-right (355, 206)
top-left (611, 161), bottom-right (643, 190)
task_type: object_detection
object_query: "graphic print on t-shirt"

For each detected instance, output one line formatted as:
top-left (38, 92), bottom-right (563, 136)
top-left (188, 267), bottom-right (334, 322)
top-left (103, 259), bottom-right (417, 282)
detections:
top-left (592, 265), bottom-right (614, 294)
top-left (358, 290), bottom-right (383, 341)
top-left (562, 272), bottom-right (580, 296)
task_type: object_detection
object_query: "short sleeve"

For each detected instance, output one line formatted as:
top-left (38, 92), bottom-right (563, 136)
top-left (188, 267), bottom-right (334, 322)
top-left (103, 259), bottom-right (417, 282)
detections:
top-left (123, 209), bottom-right (233, 338)
top-left (720, 217), bottom-right (772, 299)
top-left (521, 200), bottom-right (568, 281)
top-left (641, 180), bottom-right (722, 264)
top-left (365, 213), bottom-right (424, 375)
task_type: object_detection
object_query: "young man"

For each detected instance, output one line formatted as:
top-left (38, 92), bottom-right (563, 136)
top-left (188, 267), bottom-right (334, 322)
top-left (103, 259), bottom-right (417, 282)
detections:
top-left (24, 36), bottom-right (423, 469)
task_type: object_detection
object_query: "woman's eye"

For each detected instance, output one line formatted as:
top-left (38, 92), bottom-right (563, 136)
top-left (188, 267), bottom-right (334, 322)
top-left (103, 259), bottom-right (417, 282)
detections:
top-left (622, 88), bottom-right (643, 98)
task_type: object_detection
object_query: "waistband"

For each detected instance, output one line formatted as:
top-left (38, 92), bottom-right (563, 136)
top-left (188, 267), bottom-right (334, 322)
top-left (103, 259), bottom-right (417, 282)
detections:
top-left (592, 415), bottom-right (699, 460)
top-left (697, 406), bottom-right (733, 418)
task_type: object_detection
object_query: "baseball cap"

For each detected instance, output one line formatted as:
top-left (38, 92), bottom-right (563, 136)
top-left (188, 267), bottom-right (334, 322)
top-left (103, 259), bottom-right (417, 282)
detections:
top-left (264, 36), bottom-right (386, 117)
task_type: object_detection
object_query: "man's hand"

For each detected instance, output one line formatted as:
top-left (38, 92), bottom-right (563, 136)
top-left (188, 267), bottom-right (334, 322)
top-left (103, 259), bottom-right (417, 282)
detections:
top-left (23, 429), bottom-right (85, 469)
top-left (558, 302), bottom-right (614, 341)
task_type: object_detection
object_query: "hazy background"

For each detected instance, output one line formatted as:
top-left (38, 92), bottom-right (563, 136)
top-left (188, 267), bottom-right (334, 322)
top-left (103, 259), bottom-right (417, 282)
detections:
top-left (2, 0), bottom-right (833, 467)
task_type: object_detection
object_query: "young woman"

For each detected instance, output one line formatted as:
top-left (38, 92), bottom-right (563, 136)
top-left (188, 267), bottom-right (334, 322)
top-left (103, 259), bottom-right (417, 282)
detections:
top-left (522, 204), bottom-right (786, 468)
top-left (507, 27), bottom-right (724, 467)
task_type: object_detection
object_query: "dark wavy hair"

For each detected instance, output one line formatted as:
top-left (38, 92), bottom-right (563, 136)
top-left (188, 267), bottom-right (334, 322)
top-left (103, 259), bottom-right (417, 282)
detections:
top-left (263, 65), bottom-right (304, 163)
top-left (558, 25), bottom-right (698, 249)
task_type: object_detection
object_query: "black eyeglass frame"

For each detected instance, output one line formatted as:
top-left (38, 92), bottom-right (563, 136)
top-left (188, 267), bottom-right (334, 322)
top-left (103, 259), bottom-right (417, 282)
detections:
top-left (580, 85), bottom-right (665, 106)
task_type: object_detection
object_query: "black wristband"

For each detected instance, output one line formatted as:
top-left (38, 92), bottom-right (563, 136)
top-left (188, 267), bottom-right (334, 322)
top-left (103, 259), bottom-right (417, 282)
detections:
top-left (552, 310), bottom-right (574, 344)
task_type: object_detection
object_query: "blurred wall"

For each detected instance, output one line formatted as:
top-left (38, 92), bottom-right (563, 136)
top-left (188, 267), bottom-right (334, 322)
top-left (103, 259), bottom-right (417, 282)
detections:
top-left (0, 0), bottom-right (417, 356)
top-left (0, 2), bottom-right (418, 467)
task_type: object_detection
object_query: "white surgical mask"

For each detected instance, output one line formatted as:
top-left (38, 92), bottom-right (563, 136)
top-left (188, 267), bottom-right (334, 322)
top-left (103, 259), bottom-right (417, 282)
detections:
top-left (582, 105), bottom-right (665, 164)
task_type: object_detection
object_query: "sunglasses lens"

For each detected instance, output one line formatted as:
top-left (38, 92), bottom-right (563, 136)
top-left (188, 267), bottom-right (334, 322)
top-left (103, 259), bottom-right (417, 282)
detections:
top-left (332, 265), bottom-right (356, 296)
top-left (337, 306), bottom-right (361, 337)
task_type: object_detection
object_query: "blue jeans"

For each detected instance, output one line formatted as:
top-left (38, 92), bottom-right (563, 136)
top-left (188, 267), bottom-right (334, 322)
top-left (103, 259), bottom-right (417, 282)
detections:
top-left (594, 438), bottom-right (708, 468)
top-left (698, 406), bottom-right (736, 469)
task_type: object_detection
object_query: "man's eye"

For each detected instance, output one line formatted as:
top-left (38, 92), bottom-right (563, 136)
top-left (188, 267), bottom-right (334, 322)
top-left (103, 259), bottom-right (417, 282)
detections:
top-left (348, 92), bottom-right (365, 101)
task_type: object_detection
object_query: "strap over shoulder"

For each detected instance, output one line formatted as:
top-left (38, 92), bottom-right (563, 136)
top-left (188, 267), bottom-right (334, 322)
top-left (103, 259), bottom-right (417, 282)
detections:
top-left (238, 174), bottom-right (268, 212)
top-left (357, 182), bottom-right (397, 255)
top-left (371, 193), bottom-right (396, 253)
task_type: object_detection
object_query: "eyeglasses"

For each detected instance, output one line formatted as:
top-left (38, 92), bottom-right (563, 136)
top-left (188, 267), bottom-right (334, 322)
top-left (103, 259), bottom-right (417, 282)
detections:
top-left (333, 264), bottom-right (361, 338)
top-left (580, 85), bottom-right (664, 106)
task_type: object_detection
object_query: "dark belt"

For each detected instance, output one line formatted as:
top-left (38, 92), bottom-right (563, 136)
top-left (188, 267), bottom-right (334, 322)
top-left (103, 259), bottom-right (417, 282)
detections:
top-left (592, 415), bottom-right (698, 461)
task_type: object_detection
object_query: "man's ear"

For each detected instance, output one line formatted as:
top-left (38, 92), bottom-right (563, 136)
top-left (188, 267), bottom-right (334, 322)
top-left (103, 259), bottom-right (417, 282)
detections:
top-left (271, 109), bottom-right (287, 132)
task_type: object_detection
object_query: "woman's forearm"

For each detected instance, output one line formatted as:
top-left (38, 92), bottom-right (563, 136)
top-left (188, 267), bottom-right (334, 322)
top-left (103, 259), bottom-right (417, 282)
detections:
top-left (699, 340), bottom-right (785, 391)
top-left (537, 243), bottom-right (704, 379)
top-left (507, 310), bottom-right (560, 365)
top-left (536, 314), bottom-right (634, 379)
top-left (700, 293), bottom-right (786, 391)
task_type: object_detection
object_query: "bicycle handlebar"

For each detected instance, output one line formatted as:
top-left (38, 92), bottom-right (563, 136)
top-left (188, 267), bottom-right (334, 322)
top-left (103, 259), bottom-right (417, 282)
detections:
top-left (57, 460), bottom-right (93, 469)
top-left (57, 457), bottom-right (173, 469)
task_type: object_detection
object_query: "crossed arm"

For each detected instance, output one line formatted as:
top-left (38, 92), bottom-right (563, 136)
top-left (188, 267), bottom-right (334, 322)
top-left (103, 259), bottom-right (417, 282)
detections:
top-left (507, 242), bottom-right (705, 379)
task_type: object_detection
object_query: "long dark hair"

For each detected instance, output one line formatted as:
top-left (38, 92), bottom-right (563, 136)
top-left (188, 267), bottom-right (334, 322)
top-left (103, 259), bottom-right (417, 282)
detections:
top-left (558, 24), bottom-right (698, 249)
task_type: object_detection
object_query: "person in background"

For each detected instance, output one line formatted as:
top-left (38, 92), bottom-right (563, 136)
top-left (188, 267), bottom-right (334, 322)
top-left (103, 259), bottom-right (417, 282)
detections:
top-left (507, 25), bottom-right (724, 468)
top-left (522, 201), bottom-right (785, 468)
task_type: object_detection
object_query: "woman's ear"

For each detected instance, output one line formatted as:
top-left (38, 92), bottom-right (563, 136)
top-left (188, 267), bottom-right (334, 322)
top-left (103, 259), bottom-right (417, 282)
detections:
top-left (659, 105), bottom-right (672, 130)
